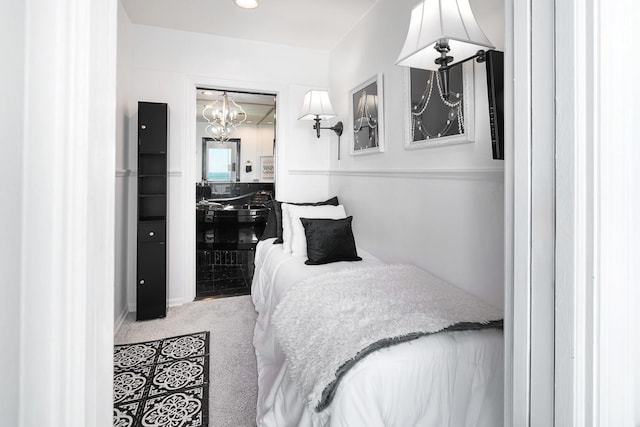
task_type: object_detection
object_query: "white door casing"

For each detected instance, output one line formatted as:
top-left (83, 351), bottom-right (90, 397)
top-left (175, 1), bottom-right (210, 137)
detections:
top-left (17, 0), bottom-right (117, 426)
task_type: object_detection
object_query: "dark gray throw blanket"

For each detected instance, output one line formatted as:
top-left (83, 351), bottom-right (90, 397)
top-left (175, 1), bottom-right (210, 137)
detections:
top-left (271, 264), bottom-right (503, 413)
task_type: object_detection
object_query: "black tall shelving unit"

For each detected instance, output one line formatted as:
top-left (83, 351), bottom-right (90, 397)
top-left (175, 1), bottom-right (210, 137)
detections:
top-left (136, 101), bottom-right (168, 320)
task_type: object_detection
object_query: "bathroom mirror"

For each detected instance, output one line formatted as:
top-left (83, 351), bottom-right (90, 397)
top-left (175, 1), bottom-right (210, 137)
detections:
top-left (201, 138), bottom-right (241, 182)
top-left (196, 88), bottom-right (276, 183)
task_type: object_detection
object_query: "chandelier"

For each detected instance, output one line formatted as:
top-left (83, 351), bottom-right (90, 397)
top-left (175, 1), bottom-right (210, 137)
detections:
top-left (202, 91), bottom-right (247, 142)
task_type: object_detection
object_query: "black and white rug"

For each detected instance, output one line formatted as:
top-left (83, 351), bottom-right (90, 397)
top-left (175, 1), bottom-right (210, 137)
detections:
top-left (113, 331), bottom-right (210, 427)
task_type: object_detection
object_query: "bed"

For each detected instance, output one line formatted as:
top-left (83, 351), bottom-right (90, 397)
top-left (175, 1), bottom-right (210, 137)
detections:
top-left (251, 201), bottom-right (504, 427)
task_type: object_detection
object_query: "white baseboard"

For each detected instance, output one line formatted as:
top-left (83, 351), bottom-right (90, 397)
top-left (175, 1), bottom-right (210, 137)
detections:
top-left (168, 297), bottom-right (185, 307)
top-left (114, 306), bottom-right (129, 334)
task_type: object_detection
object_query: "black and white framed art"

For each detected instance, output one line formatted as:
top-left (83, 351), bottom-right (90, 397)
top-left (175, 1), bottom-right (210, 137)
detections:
top-left (404, 61), bottom-right (475, 150)
top-left (349, 73), bottom-right (384, 155)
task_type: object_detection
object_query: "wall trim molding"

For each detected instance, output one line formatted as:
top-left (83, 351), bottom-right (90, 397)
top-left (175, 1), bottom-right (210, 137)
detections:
top-left (116, 169), bottom-right (131, 177)
top-left (288, 169), bottom-right (331, 176)
top-left (290, 167), bottom-right (504, 180)
top-left (168, 170), bottom-right (182, 177)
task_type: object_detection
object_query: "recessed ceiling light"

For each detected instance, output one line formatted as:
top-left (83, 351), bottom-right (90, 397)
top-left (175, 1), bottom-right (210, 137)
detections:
top-left (235, 0), bottom-right (258, 9)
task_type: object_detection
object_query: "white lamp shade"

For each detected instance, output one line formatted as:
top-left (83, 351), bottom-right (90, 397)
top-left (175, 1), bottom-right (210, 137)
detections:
top-left (298, 90), bottom-right (336, 120)
top-left (396, 0), bottom-right (494, 70)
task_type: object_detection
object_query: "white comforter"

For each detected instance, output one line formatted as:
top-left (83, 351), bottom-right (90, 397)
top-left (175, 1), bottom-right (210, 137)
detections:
top-left (252, 239), bottom-right (504, 427)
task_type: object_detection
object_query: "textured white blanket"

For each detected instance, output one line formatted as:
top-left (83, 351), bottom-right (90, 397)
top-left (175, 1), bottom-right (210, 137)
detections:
top-left (271, 264), bottom-right (503, 413)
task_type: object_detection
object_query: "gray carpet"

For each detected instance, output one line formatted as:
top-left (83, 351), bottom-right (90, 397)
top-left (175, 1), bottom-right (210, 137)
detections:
top-left (115, 295), bottom-right (257, 427)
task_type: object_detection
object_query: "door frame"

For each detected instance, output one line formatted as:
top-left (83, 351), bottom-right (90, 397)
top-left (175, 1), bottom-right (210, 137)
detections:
top-left (183, 77), bottom-right (286, 304)
top-left (15, 0), bottom-right (117, 425)
top-left (507, 0), bottom-right (638, 425)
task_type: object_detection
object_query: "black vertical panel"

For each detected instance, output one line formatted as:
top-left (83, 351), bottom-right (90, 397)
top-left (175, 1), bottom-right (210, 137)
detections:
top-left (137, 101), bottom-right (168, 320)
top-left (485, 50), bottom-right (504, 160)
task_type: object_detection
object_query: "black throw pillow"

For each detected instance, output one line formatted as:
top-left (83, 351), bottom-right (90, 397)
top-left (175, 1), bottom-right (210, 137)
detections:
top-left (259, 200), bottom-right (278, 240)
top-left (272, 196), bottom-right (339, 244)
top-left (301, 216), bottom-right (362, 265)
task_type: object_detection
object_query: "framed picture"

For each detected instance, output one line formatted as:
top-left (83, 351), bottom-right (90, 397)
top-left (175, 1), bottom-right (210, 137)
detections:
top-left (403, 61), bottom-right (475, 150)
top-left (260, 156), bottom-right (274, 181)
top-left (349, 73), bottom-right (384, 155)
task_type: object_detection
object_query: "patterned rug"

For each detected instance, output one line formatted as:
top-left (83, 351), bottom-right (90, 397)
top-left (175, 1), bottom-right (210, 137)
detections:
top-left (113, 331), bottom-right (210, 427)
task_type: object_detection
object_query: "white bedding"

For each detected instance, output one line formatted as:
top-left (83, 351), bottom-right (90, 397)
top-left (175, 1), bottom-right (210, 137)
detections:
top-left (252, 238), bottom-right (504, 427)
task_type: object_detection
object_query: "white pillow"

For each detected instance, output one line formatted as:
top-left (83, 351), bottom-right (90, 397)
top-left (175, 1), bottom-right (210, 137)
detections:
top-left (281, 203), bottom-right (294, 254)
top-left (287, 204), bottom-right (347, 257)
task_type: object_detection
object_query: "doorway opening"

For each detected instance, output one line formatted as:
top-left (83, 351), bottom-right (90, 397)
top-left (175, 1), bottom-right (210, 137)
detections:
top-left (194, 88), bottom-right (276, 299)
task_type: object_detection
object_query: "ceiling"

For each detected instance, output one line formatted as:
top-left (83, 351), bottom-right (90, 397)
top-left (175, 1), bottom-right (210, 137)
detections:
top-left (123, 0), bottom-right (381, 126)
top-left (120, 0), bottom-right (379, 50)
top-left (197, 89), bottom-right (276, 126)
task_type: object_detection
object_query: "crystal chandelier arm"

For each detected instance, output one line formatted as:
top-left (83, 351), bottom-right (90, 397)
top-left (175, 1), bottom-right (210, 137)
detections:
top-left (202, 91), bottom-right (248, 142)
top-left (227, 96), bottom-right (247, 126)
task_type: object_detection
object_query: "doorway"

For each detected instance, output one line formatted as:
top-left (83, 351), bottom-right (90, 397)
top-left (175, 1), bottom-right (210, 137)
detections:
top-left (194, 88), bottom-right (277, 299)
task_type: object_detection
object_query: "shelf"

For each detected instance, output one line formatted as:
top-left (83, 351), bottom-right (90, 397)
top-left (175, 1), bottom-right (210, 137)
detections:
top-left (137, 101), bottom-right (168, 321)
top-left (139, 175), bottom-right (166, 194)
top-left (139, 156), bottom-right (167, 175)
top-left (139, 216), bottom-right (166, 222)
top-left (139, 195), bottom-right (166, 218)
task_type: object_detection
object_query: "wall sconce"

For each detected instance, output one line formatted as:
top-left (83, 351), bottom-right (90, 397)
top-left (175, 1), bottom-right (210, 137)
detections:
top-left (395, 0), bottom-right (494, 98)
top-left (298, 90), bottom-right (344, 139)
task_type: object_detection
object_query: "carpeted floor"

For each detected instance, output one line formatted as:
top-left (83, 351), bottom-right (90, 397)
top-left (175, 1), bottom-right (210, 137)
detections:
top-left (115, 295), bottom-right (257, 427)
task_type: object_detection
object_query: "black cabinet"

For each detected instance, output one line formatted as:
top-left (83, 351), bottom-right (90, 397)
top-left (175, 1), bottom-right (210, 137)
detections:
top-left (138, 102), bottom-right (168, 154)
top-left (137, 239), bottom-right (166, 320)
top-left (136, 102), bottom-right (168, 320)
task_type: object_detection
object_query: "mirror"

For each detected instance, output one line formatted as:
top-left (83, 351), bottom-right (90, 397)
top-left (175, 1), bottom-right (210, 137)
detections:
top-left (202, 138), bottom-right (240, 182)
top-left (196, 88), bottom-right (276, 183)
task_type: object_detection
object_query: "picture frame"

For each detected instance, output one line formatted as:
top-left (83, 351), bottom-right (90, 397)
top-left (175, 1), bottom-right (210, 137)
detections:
top-left (260, 155), bottom-right (274, 181)
top-left (349, 73), bottom-right (384, 155)
top-left (403, 61), bottom-right (475, 150)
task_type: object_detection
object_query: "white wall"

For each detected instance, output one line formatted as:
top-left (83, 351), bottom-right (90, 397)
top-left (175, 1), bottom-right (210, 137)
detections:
top-left (636, 140), bottom-right (640, 425)
top-left (633, 45), bottom-right (640, 425)
top-left (327, 0), bottom-right (505, 307)
top-left (120, 19), bottom-right (335, 309)
top-left (114, 1), bottom-right (132, 330)
top-left (630, 28), bottom-right (640, 426)
top-left (195, 122), bottom-right (274, 183)
top-left (0, 2), bottom-right (24, 425)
